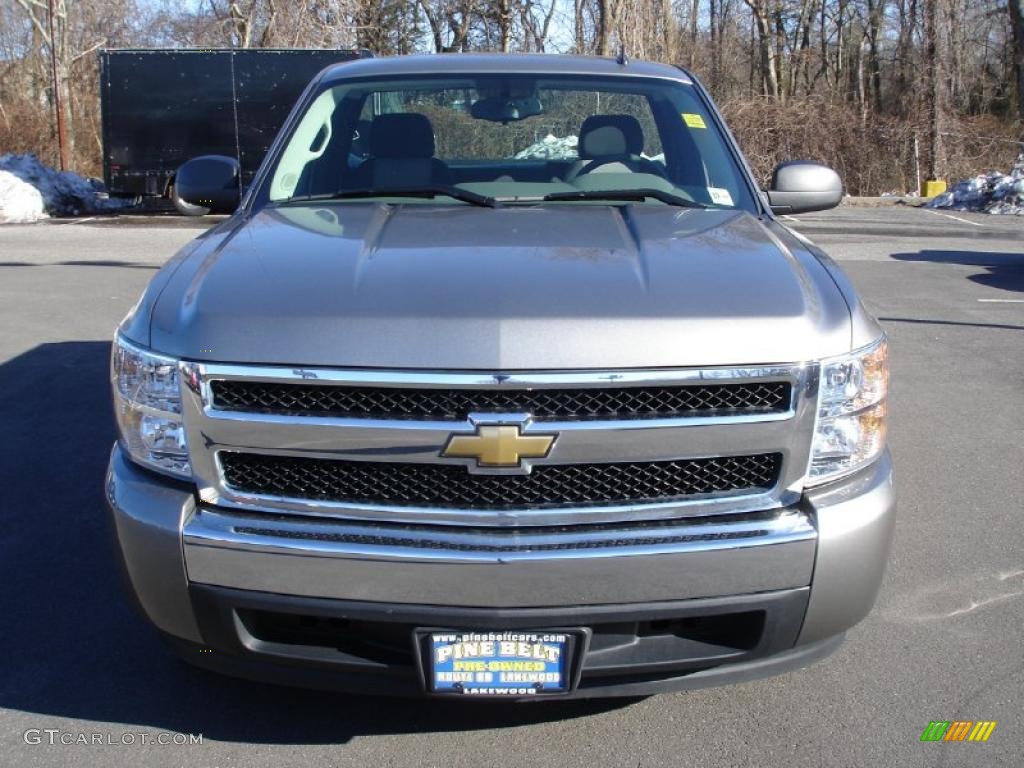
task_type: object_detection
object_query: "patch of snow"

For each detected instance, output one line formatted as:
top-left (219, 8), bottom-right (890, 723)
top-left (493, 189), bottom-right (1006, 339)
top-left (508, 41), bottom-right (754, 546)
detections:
top-left (0, 170), bottom-right (47, 223)
top-left (927, 154), bottom-right (1024, 215)
top-left (514, 134), bottom-right (578, 160)
top-left (0, 153), bottom-right (133, 223)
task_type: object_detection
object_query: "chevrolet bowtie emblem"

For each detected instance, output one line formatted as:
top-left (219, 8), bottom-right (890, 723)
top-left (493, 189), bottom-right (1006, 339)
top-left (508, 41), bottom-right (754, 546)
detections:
top-left (442, 425), bottom-right (556, 468)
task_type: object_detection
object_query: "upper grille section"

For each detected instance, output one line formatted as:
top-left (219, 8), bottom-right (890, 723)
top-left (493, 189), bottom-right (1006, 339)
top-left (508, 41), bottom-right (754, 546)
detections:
top-left (210, 380), bottom-right (791, 421)
top-left (187, 363), bottom-right (813, 525)
top-left (219, 452), bottom-right (782, 510)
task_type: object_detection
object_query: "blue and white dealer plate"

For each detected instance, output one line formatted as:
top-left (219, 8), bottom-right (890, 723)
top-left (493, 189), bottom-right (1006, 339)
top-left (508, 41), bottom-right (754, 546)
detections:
top-left (428, 631), bottom-right (573, 696)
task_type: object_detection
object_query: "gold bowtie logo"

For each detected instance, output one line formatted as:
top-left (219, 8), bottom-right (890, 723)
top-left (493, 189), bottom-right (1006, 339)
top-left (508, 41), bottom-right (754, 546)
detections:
top-left (442, 425), bottom-right (556, 468)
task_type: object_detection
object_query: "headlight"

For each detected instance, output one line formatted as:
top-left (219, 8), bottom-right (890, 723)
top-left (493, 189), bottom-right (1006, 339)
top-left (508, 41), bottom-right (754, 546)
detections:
top-left (808, 336), bottom-right (888, 484)
top-left (111, 335), bottom-right (190, 479)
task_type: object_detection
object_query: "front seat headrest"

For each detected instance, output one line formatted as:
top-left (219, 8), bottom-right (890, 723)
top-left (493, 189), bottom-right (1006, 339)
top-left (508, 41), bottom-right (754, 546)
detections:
top-left (370, 113), bottom-right (436, 159)
top-left (578, 115), bottom-right (645, 158)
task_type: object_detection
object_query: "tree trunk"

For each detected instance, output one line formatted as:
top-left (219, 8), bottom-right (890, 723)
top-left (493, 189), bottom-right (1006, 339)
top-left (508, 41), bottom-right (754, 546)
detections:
top-left (597, 0), bottom-right (616, 55)
top-left (689, 0), bottom-right (699, 69)
top-left (710, 0), bottom-right (719, 91)
top-left (924, 0), bottom-right (943, 178)
top-left (497, 0), bottom-right (512, 52)
top-left (1011, 0), bottom-right (1024, 119)
top-left (749, 11), bottom-right (757, 95)
top-left (48, 0), bottom-right (72, 169)
top-left (418, 0), bottom-right (446, 52)
top-left (866, 0), bottom-right (884, 112)
top-left (528, 0), bottom-right (558, 52)
top-left (818, 0), bottom-right (830, 89)
top-left (744, 0), bottom-right (780, 98)
top-left (895, 0), bottom-right (918, 116)
top-left (31, 15), bottom-right (45, 106)
top-left (574, 0), bottom-right (585, 53)
top-left (788, 0), bottom-right (815, 97)
top-left (662, 0), bottom-right (675, 61)
top-left (772, 1), bottom-right (786, 101)
top-left (835, 0), bottom-right (847, 100)
top-left (856, 34), bottom-right (868, 124)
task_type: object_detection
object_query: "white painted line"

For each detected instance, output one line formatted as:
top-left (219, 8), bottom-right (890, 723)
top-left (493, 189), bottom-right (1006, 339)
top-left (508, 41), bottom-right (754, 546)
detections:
top-left (781, 215), bottom-right (799, 223)
top-left (924, 209), bottom-right (983, 227)
top-left (58, 216), bottom-right (97, 225)
top-left (977, 298), bottom-right (1024, 303)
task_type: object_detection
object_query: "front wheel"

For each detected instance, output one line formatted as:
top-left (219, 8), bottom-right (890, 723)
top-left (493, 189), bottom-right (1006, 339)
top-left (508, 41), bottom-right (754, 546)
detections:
top-left (169, 182), bottom-right (210, 217)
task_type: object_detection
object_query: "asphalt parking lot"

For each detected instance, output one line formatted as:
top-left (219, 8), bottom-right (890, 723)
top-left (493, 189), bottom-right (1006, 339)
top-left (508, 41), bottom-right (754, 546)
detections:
top-left (0, 204), bottom-right (1021, 767)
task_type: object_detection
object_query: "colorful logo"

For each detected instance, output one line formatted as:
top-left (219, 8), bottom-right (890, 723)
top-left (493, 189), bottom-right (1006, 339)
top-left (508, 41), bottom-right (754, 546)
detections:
top-left (920, 721), bottom-right (997, 742)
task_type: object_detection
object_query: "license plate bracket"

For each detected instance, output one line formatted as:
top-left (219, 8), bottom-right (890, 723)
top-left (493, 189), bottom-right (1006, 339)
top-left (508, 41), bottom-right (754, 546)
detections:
top-left (417, 629), bottom-right (586, 697)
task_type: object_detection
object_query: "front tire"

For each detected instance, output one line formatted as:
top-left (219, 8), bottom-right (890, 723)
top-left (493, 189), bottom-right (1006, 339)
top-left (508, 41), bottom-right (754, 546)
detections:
top-left (169, 182), bottom-right (210, 216)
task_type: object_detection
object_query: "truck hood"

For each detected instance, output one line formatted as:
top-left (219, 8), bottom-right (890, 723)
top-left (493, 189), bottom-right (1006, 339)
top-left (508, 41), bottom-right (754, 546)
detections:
top-left (148, 203), bottom-right (852, 369)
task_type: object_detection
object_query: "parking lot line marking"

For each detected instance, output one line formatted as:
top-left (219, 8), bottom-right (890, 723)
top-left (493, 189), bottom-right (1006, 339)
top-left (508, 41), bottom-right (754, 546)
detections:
top-left (58, 216), bottom-right (97, 225)
top-left (781, 215), bottom-right (800, 223)
top-left (977, 298), bottom-right (1024, 303)
top-left (925, 209), bottom-right (984, 226)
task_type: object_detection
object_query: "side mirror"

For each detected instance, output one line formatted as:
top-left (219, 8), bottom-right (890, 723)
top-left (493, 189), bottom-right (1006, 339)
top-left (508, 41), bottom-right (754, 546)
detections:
top-left (766, 161), bottom-right (843, 215)
top-left (175, 155), bottom-right (240, 213)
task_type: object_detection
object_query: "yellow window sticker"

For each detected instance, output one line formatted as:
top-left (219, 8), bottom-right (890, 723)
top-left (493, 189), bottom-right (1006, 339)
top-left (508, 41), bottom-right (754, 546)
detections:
top-left (682, 113), bottom-right (707, 129)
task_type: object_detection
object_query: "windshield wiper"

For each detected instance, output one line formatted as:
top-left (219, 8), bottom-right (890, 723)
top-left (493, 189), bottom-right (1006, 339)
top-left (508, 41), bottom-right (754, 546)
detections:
top-left (541, 188), bottom-right (706, 209)
top-left (283, 186), bottom-right (499, 208)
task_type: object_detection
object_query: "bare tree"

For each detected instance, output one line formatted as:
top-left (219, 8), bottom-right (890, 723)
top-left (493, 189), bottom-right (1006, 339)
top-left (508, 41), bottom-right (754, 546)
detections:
top-left (520, 0), bottom-right (558, 51)
top-left (13, 0), bottom-right (109, 166)
top-left (744, 0), bottom-right (781, 98)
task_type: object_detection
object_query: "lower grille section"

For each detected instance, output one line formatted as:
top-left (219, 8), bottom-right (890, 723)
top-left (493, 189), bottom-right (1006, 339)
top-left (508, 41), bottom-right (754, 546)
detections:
top-left (219, 452), bottom-right (782, 510)
top-left (234, 608), bottom-right (767, 669)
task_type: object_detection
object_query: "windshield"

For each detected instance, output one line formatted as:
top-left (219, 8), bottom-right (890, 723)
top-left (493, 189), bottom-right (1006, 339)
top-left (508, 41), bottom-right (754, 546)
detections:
top-left (264, 74), bottom-right (756, 211)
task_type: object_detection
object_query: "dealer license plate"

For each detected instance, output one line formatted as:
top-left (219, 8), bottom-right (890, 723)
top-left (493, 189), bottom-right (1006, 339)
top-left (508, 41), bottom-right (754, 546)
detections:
top-left (426, 630), bottom-right (576, 696)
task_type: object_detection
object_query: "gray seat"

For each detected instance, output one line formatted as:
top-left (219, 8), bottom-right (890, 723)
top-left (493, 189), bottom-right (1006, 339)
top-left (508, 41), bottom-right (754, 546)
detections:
top-left (348, 113), bottom-right (452, 188)
top-left (565, 115), bottom-right (663, 181)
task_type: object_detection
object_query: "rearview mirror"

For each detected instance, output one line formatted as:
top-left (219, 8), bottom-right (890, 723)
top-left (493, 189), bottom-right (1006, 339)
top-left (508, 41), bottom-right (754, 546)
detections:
top-left (175, 155), bottom-right (241, 213)
top-left (470, 95), bottom-right (543, 123)
top-left (767, 161), bottom-right (843, 215)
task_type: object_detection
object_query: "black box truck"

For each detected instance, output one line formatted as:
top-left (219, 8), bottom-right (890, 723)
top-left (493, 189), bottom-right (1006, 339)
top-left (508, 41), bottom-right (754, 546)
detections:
top-left (99, 48), bottom-right (366, 214)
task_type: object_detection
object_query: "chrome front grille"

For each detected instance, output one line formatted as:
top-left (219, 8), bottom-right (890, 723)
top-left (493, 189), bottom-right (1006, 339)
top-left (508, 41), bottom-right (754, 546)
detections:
top-left (219, 452), bottom-right (783, 510)
top-left (180, 364), bottom-right (818, 527)
top-left (210, 379), bottom-right (792, 421)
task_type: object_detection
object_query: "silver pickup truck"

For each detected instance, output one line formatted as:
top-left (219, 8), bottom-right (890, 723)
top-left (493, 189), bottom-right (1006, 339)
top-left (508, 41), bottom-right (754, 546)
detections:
top-left (107, 53), bottom-right (894, 699)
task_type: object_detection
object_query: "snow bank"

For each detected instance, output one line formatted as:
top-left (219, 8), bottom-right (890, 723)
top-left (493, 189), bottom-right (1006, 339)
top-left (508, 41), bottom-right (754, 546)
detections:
top-left (0, 153), bottom-right (132, 223)
top-left (0, 170), bottom-right (46, 223)
top-left (514, 134), bottom-right (579, 160)
top-left (513, 135), bottom-right (667, 167)
top-left (927, 154), bottom-right (1024, 215)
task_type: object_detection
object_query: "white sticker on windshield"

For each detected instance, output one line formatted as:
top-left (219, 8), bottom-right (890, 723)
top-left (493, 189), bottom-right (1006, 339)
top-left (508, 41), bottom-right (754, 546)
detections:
top-left (708, 187), bottom-right (733, 206)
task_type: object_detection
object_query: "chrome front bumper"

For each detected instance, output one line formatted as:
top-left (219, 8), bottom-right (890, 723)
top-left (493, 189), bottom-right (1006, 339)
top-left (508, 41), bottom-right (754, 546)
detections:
top-left (106, 444), bottom-right (894, 652)
top-left (182, 505), bottom-right (817, 607)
